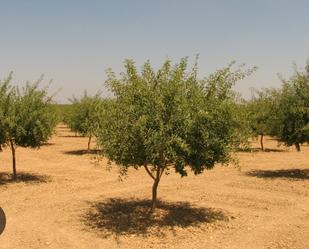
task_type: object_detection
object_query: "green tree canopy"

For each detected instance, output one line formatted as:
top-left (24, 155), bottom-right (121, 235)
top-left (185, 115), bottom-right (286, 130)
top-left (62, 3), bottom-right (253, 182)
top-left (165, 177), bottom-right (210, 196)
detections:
top-left (98, 58), bottom-right (255, 211)
top-left (0, 74), bottom-right (57, 179)
top-left (246, 88), bottom-right (280, 150)
top-left (274, 61), bottom-right (309, 151)
top-left (66, 93), bottom-right (105, 151)
top-left (0, 73), bottom-right (13, 150)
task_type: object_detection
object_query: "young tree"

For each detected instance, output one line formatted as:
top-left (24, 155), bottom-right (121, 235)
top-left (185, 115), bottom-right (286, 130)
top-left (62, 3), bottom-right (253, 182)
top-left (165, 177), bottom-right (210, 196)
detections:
top-left (1, 75), bottom-right (57, 179)
top-left (273, 61), bottom-right (309, 151)
top-left (97, 58), bottom-right (255, 212)
top-left (246, 89), bottom-right (280, 150)
top-left (67, 93), bottom-right (105, 151)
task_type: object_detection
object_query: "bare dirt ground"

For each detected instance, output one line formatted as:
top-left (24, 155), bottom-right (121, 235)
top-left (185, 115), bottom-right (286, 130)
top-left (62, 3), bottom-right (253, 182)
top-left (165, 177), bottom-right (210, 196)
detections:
top-left (1, 125), bottom-right (309, 249)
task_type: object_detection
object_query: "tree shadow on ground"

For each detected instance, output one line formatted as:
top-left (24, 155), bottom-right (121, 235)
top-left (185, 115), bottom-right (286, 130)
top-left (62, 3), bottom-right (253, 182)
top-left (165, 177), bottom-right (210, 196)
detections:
top-left (0, 172), bottom-right (50, 186)
top-left (41, 142), bottom-right (55, 146)
top-left (246, 169), bottom-right (309, 180)
top-left (263, 148), bottom-right (287, 152)
top-left (82, 198), bottom-right (228, 238)
top-left (58, 135), bottom-right (84, 138)
top-left (237, 147), bottom-right (286, 153)
top-left (63, 149), bottom-right (101, 155)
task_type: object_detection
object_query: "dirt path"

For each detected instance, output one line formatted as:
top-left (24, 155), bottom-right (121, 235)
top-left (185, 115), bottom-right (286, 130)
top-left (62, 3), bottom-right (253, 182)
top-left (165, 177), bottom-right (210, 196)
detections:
top-left (1, 126), bottom-right (309, 249)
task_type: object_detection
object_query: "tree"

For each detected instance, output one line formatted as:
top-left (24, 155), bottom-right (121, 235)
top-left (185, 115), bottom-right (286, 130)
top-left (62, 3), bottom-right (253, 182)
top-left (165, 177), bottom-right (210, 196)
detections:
top-left (66, 93), bottom-right (105, 151)
top-left (0, 75), bottom-right (57, 179)
top-left (273, 61), bottom-right (309, 151)
top-left (246, 89), bottom-right (279, 150)
top-left (97, 58), bottom-right (255, 212)
top-left (0, 73), bottom-right (13, 152)
top-left (53, 104), bottom-right (74, 124)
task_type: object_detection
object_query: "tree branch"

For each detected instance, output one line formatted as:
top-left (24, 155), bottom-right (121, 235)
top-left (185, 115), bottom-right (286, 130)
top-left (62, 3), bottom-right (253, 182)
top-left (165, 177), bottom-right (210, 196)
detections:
top-left (143, 164), bottom-right (155, 181)
top-left (159, 167), bottom-right (165, 178)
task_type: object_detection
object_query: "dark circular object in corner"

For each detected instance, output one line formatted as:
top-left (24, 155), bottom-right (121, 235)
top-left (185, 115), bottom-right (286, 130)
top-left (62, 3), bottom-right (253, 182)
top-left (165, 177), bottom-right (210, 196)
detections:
top-left (0, 207), bottom-right (6, 235)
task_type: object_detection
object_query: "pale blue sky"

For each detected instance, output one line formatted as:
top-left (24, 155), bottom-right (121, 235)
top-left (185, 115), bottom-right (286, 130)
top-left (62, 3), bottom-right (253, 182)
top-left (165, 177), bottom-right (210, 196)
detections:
top-left (1, 0), bottom-right (309, 103)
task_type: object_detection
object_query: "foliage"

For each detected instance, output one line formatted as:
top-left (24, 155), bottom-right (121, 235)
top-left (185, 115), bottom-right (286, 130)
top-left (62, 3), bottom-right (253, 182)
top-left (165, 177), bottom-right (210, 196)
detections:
top-left (0, 74), bottom-right (57, 178)
top-left (11, 86), bottom-right (57, 147)
top-left (228, 101), bottom-right (254, 150)
top-left (273, 61), bottom-right (309, 151)
top-left (66, 93), bottom-right (105, 150)
top-left (97, 58), bottom-right (255, 210)
top-left (0, 73), bottom-right (13, 149)
top-left (246, 88), bottom-right (280, 150)
top-left (53, 104), bottom-right (74, 123)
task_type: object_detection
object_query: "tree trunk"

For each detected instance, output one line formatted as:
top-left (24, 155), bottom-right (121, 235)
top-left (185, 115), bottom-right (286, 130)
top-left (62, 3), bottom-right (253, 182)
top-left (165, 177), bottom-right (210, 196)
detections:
top-left (9, 139), bottom-right (17, 180)
top-left (151, 166), bottom-right (162, 213)
top-left (87, 136), bottom-right (92, 152)
top-left (295, 142), bottom-right (301, 152)
top-left (260, 134), bottom-right (264, 151)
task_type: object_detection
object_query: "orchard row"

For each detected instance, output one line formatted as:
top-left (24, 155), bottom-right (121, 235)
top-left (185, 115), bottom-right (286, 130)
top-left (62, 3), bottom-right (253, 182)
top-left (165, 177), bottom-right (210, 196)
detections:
top-left (1, 58), bottom-right (308, 211)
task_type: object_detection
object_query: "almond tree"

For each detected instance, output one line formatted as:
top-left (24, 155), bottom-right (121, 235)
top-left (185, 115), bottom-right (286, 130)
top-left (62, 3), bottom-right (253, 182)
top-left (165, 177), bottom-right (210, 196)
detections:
top-left (0, 75), bottom-right (57, 179)
top-left (66, 93), bottom-right (105, 151)
top-left (0, 73), bottom-right (13, 152)
top-left (97, 58), bottom-right (255, 212)
top-left (274, 61), bottom-right (309, 151)
top-left (246, 89), bottom-right (280, 150)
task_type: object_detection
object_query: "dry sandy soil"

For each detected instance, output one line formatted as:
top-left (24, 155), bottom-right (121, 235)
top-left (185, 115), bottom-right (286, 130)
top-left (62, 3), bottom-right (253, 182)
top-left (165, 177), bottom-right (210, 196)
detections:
top-left (0, 125), bottom-right (309, 249)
